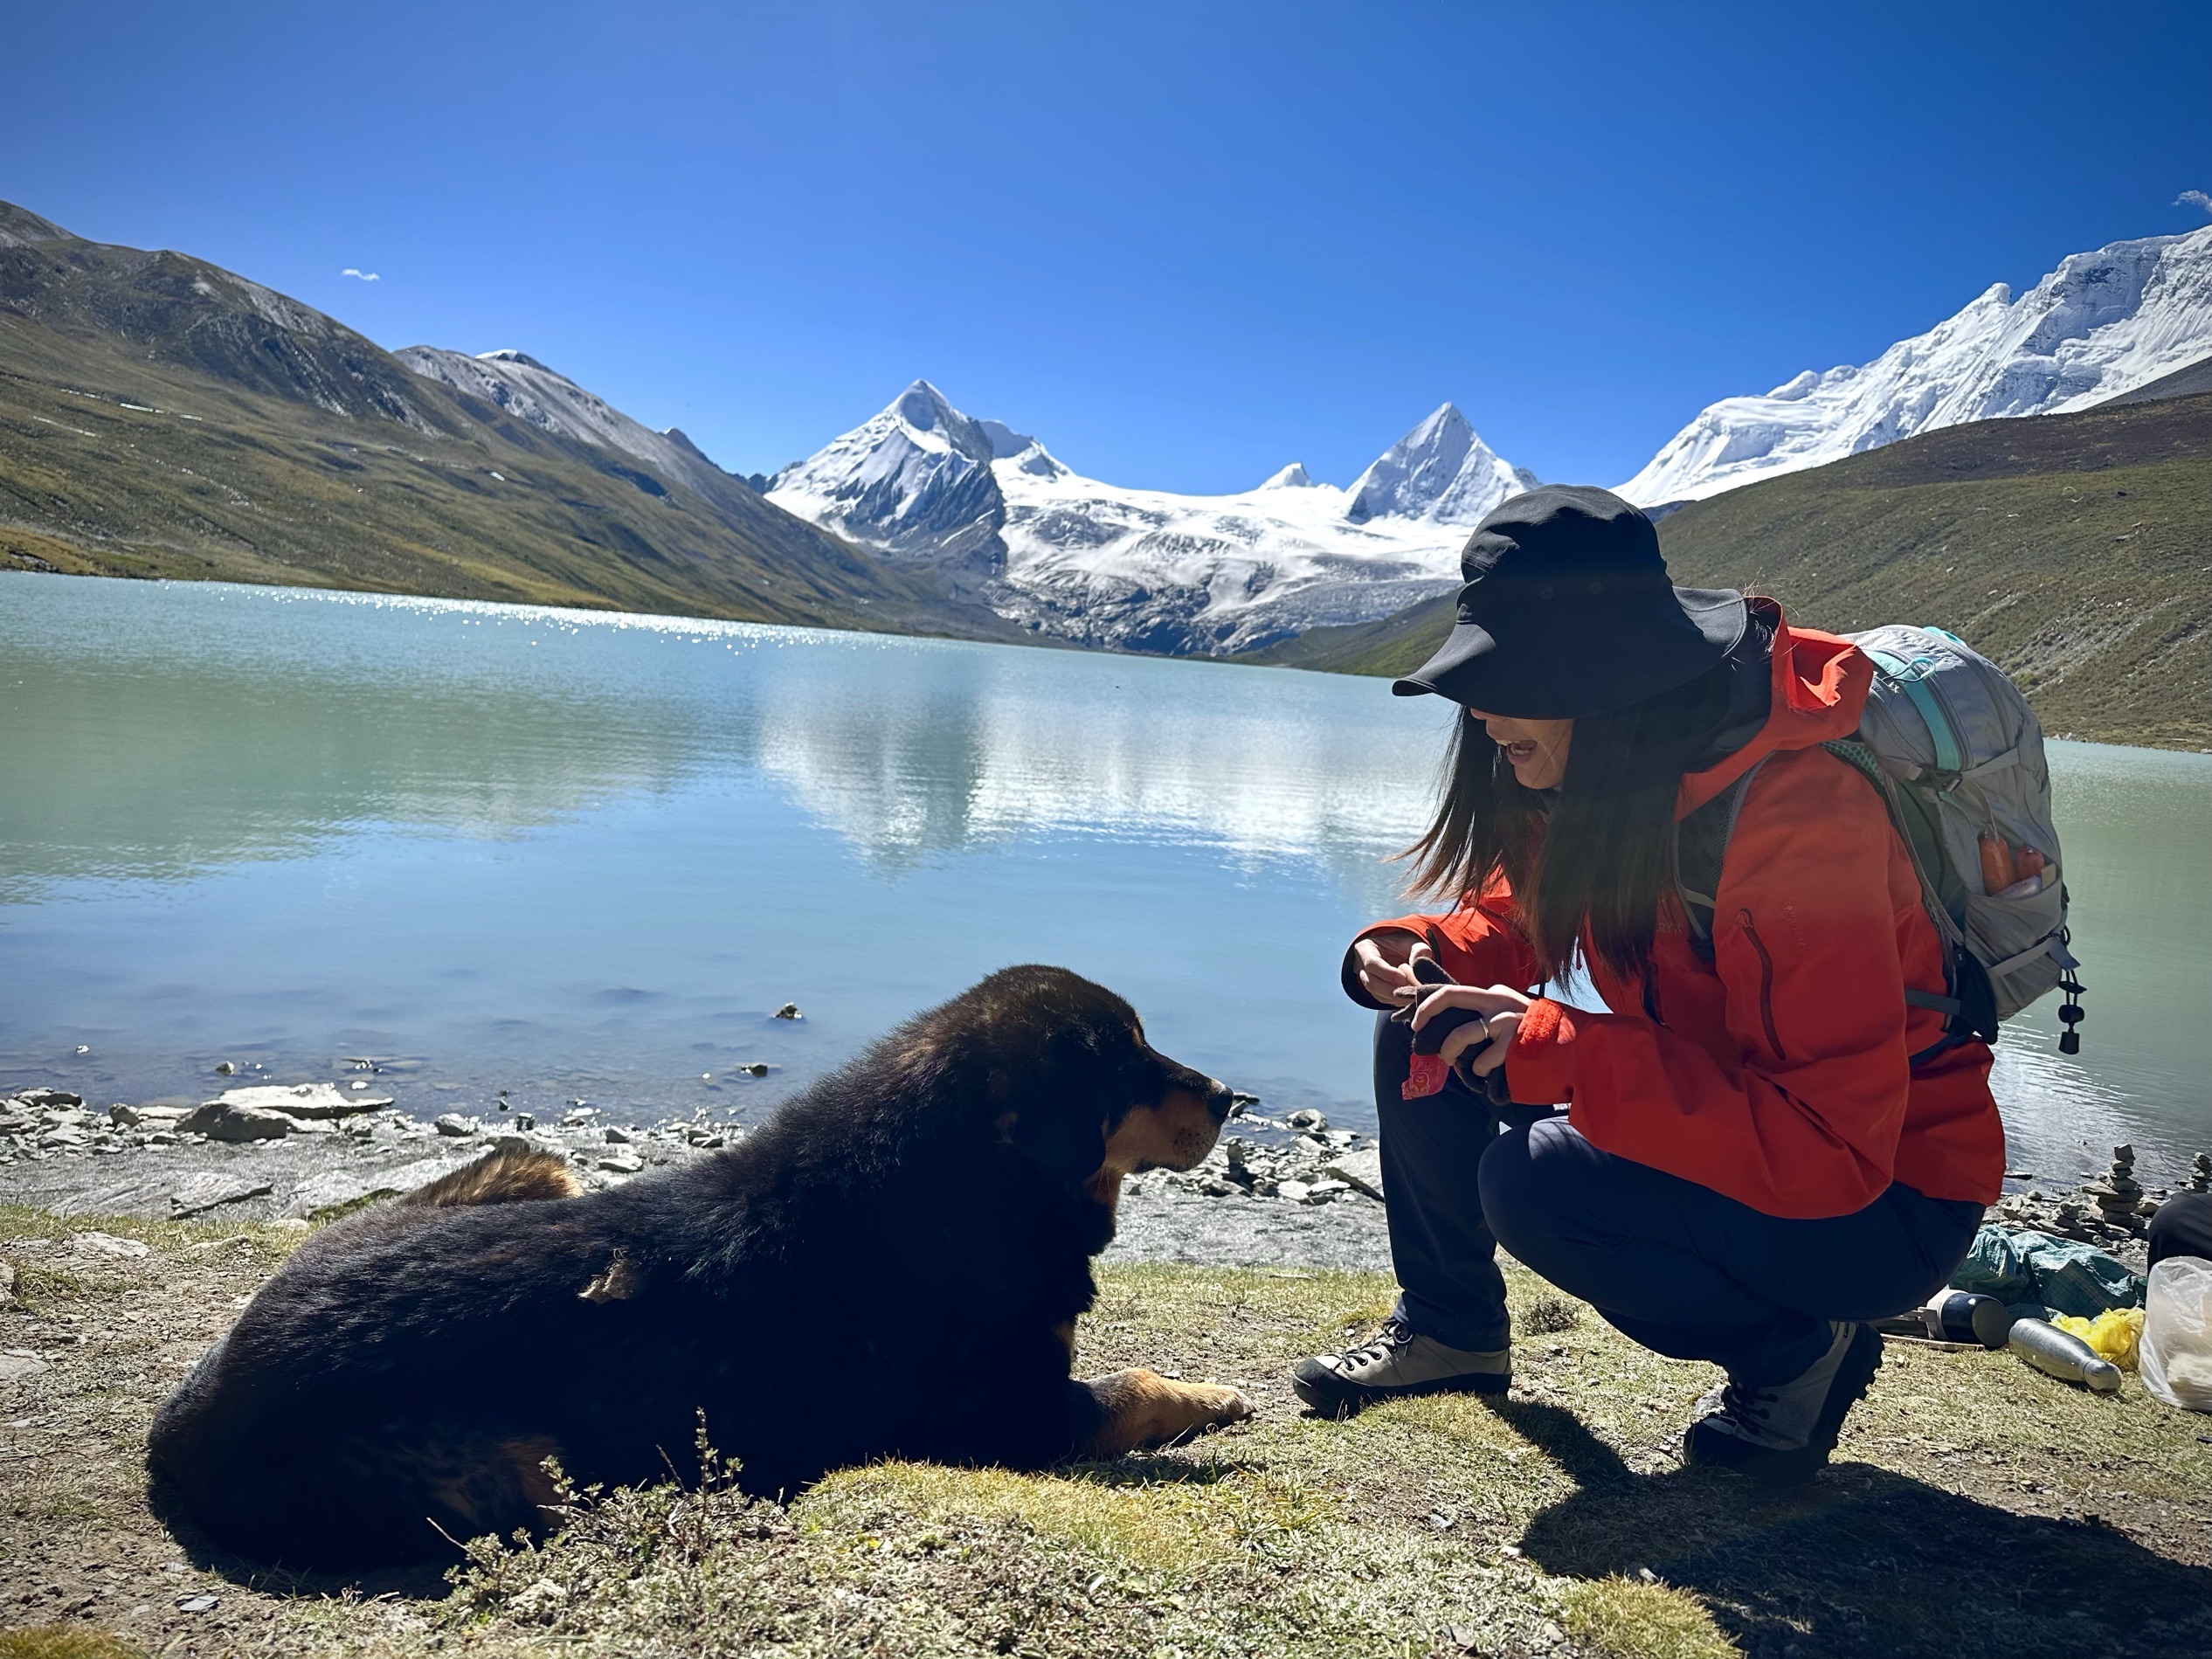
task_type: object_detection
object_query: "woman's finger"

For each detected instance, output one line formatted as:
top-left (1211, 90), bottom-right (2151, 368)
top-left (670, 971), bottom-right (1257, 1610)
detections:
top-left (1466, 1013), bottom-right (1520, 1075)
top-left (1407, 984), bottom-right (1520, 1030)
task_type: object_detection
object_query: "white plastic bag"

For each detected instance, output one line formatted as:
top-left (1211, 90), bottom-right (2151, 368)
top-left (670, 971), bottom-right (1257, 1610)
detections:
top-left (2140, 1256), bottom-right (2212, 1412)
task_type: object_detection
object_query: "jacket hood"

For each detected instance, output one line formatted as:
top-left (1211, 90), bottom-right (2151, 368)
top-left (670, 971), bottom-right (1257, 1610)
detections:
top-left (1676, 603), bottom-right (1870, 818)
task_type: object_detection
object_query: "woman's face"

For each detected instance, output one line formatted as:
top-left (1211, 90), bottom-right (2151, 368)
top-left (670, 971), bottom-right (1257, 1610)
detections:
top-left (1467, 708), bottom-right (1573, 791)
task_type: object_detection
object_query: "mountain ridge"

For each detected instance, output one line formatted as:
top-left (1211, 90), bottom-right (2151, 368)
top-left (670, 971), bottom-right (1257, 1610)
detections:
top-left (1618, 227), bottom-right (2212, 505)
top-left (1252, 390), bottom-right (2212, 750)
top-left (0, 203), bottom-right (1027, 643)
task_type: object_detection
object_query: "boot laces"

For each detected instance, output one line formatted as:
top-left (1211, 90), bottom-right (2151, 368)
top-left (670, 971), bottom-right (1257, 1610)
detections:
top-left (1338, 1316), bottom-right (1414, 1370)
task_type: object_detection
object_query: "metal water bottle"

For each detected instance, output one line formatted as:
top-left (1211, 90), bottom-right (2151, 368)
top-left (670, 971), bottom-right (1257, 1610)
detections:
top-left (2008, 1317), bottom-right (2123, 1393)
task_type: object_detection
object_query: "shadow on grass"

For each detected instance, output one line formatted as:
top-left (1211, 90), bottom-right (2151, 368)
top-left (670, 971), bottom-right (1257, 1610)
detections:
top-left (1493, 1400), bottom-right (2212, 1659)
top-left (145, 1461), bottom-right (457, 1601)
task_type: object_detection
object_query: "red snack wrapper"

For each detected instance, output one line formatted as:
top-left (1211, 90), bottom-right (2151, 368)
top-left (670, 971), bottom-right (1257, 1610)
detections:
top-left (1402, 1053), bottom-right (1452, 1100)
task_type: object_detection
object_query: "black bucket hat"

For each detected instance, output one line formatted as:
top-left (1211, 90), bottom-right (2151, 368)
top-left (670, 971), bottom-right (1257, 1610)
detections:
top-left (1394, 484), bottom-right (1746, 718)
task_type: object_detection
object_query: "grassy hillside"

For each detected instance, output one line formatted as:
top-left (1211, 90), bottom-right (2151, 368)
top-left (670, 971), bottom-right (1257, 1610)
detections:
top-left (1250, 391), bottom-right (2212, 750)
top-left (0, 202), bottom-right (1027, 643)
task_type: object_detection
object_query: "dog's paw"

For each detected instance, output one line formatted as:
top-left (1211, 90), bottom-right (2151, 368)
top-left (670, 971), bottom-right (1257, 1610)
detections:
top-left (1187, 1382), bottom-right (1254, 1432)
top-left (1084, 1370), bottom-right (1255, 1455)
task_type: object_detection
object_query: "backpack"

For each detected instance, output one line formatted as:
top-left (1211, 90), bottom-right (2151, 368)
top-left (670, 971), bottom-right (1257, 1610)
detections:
top-left (1676, 624), bottom-right (2085, 1063)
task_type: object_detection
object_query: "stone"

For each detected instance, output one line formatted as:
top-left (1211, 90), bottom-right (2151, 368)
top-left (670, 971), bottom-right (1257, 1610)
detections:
top-left (434, 1114), bottom-right (479, 1137)
top-left (15, 1089), bottom-right (83, 1109)
top-left (0, 1262), bottom-right (13, 1308)
top-left (1283, 1109), bottom-right (1329, 1132)
top-left (1303, 1179), bottom-right (1352, 1205)
top-left (66, 1231), bottom-right (149, 1260)
top-left (175, 1103), bottom-right (295, 1143)
top-left (597, 1150), bottom-right (645, 1174)
top-left (170, 1173), bottom-right (275, 1217)
top-left (207, 1082), bottom-right (393, 1120)
top-left (1276, 1179), bottom-right (1312, 1204)
top-left (603, 1125), bottom-right (634, 1144)
top-left (2191, 1152), bottom-right (2212, 1194)
top-left (0, 1350), bottom-right (51, 1383)
top-left (176, 1593), bottom-right (219, 1613)
top-left (109, 1103), bottom-right (187, 1128)
top-left (1322, 1147), bottom-right (1385, 1200)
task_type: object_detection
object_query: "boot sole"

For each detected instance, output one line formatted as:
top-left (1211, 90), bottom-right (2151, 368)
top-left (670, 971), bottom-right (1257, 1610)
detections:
top-left (1291, 1366), bottom-right (1510, 1417)
top-left (1683, 1322), bottom-right (1884, 1488)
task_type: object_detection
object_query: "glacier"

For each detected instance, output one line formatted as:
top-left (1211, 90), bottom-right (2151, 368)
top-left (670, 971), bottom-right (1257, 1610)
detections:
top-left (768, 381), bottom-right (1533, 654)
top-left (1617, 225), bottom-right (2212, 505)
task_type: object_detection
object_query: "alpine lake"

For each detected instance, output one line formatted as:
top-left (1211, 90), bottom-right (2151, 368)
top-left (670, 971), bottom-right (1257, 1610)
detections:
top-left (4, 572), bottom-right (2208, 1190)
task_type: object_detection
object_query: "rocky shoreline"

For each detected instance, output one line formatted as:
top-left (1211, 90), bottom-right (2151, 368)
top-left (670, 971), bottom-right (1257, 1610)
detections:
top-left (0, 1083), bottom-right (1399, 1272)
top-left (7, 1082), bottom-right (2205, 1280)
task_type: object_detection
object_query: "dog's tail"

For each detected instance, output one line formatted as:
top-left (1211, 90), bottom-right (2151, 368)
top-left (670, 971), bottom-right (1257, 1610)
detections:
top-left (404, 1145), bottom-right (584, 1208)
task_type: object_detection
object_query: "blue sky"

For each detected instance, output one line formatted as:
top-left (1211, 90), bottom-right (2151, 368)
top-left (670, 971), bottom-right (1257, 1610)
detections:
top-left (7, 1), bottom-right (2207, 493)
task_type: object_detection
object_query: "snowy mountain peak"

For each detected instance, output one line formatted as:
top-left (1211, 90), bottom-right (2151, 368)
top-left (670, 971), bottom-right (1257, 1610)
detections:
top-left (1345, 403), bottom-right (1535, 527)
top-left (1618, 225), bottom-right (2212, 505)
top-left (477, 349), bottom-right (550, 371)
top-left (765, 381), bottom-right (1009, 560)
top-left (767, 383), bottom-right (1538, 655)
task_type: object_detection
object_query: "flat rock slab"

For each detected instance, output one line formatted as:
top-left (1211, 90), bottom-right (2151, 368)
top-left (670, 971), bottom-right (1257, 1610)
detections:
top-left (169, 1172), bottom-right (276, 1216)
top-left (207, 1082), bottom-right (394, 1119)
top-left (176, 1103), bottom-right (301, 1142)
top-left (1321, 1146), bottom-right (1385, 1200)
top-left (280, 1156), bottom-right (475, 1218)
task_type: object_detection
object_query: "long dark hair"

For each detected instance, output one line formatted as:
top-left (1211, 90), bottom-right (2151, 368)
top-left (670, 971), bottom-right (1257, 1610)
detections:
top-left (1402, 660), bottom-right (1738, 984)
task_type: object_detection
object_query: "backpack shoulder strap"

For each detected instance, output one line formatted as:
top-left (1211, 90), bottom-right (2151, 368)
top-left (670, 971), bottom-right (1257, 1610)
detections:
top-left (1674, 755), bottom-right (1767, 965)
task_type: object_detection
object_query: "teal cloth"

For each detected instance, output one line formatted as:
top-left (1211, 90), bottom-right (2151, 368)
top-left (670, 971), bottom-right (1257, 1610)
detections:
top-left (1951, 1225), bottom-right (2146, 1319)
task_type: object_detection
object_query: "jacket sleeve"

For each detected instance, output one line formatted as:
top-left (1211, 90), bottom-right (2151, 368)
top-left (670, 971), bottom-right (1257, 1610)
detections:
top-left (1340, 881), bottom-right (1542, 1011)
top-left (1504, 749), bottom-right (1920, 1219)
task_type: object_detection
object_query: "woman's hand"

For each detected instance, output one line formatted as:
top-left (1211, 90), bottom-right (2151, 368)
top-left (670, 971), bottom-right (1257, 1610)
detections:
top-left (1351, 930), bottom-right (1426, 1006)
top-left (1409, 984), bottom-right (1533, 1077)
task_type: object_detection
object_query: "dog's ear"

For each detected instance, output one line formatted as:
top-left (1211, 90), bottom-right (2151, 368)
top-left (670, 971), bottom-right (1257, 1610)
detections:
top-left (989, 1023), bottom-right (1118, 1186)
top-left (998, 1094), bottom-right (1109, 1187)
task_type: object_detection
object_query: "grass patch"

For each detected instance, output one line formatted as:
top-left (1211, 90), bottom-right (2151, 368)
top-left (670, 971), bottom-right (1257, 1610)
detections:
top-left (3, 1212), bottom-right (2210, 1656)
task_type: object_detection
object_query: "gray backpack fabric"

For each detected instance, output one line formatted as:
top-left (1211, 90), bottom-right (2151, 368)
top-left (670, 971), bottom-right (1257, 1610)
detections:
top-left (1677, 624), bottom-right (2084, 1060)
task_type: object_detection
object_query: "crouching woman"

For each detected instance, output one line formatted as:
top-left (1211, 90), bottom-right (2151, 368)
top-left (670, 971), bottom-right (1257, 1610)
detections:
top-left (1296, 486), bottom-right (2003, 1488)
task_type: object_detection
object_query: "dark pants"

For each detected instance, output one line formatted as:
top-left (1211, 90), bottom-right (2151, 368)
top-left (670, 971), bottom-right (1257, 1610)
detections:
top-left (1371, 1011), bottom-right (1984, 1385)
top-left (2149, 1192), bottom-right (2212, 1268)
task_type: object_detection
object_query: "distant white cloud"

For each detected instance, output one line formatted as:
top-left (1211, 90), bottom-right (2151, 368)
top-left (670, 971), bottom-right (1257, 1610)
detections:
top-left (341, 267), bottom-right (381, 281)
top-left (2176, 190), bottom-right (2212, 217)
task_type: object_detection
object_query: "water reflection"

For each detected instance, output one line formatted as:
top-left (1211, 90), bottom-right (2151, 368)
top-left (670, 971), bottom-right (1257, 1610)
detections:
top-left (2, 574), bottom-right (2206, 1178)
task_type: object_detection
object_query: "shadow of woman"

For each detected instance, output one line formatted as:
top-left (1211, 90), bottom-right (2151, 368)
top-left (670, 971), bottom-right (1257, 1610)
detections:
top-left (1488, 1397), bottom-right (2212, 1659)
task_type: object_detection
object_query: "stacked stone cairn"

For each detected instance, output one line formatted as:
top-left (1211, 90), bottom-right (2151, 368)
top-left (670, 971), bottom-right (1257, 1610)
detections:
top-left (2190, 1151), bottom-right (2212, 1195)
top-left (2081, 1144), bottom-right (2149, 1238)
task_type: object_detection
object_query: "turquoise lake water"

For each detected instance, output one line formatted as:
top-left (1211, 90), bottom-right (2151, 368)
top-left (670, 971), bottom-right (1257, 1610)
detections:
top-left (3, 572), bottom-right (2208, 1188)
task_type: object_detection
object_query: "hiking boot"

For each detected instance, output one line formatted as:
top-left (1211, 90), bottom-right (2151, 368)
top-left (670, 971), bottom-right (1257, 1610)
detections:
top-left (1683, 1320), bottom-right (1883, 1488)
top-left (1292, 1315), bottom-right (1510, 1415)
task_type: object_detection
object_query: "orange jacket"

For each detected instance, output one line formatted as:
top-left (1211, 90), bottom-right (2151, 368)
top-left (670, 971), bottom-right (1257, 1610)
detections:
top-left (1347, 613), bottom-right (2005, 1219)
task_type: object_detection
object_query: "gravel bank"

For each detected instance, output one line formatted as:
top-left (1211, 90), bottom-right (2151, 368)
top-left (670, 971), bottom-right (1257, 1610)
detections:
top-left (0, 1084), bottom-right (1396, 1271)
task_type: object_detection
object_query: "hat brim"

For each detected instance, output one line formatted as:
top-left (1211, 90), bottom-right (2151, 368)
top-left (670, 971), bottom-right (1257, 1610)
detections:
top-left (1393, 587), bottom-right (1746, 718)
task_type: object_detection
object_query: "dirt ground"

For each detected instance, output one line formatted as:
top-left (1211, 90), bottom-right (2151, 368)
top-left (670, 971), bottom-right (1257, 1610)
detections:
top-left (3, 1204), bottom-right (2209, 1659)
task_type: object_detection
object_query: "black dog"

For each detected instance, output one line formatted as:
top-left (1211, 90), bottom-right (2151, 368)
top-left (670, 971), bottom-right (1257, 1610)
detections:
top-left (149, 966), bottom-right (1251, 1569)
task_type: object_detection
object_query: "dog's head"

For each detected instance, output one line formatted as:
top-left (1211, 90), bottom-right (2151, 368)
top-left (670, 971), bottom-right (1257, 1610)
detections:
top-left (909, 964), bottom-right (1233, 1193)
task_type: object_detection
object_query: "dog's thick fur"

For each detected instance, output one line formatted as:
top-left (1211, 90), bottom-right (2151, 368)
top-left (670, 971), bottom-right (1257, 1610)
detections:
top-left (149, 966), bottom-right (1248, 1569)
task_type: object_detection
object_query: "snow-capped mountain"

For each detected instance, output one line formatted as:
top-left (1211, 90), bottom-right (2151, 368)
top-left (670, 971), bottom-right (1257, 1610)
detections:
top-left (395, 346), bottom-right (737, 503)
top-left (1619, 225), bottom-right (2212, 505)
top-left (1346, 404), bottom-right (1537, 524)
top-left (768, 381), bottom-right (1532, 654)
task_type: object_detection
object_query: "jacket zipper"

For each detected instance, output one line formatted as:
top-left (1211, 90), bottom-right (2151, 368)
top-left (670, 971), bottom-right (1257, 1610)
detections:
top-left (1738, 909), bottom-right (1786, 1061)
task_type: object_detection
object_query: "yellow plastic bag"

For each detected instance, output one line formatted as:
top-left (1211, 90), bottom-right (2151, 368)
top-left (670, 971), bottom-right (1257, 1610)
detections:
top-left (2054, 1307), bottom-right (2144, 1370)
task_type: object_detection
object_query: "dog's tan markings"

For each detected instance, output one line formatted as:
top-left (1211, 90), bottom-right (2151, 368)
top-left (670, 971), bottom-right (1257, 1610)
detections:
top-left (579, 1250), bottom-right (646, 1303)
top-left (1081, 1368), bottom-right (1253, 1457)
top-left (1084, 1084), bottom-right (1227, 1220)
top-left (405, 1147), bottom-right (584, 1208)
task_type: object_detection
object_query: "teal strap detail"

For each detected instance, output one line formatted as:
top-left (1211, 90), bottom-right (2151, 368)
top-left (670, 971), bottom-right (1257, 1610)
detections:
top-left (1867, 647), bottom-right (1962, 775)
